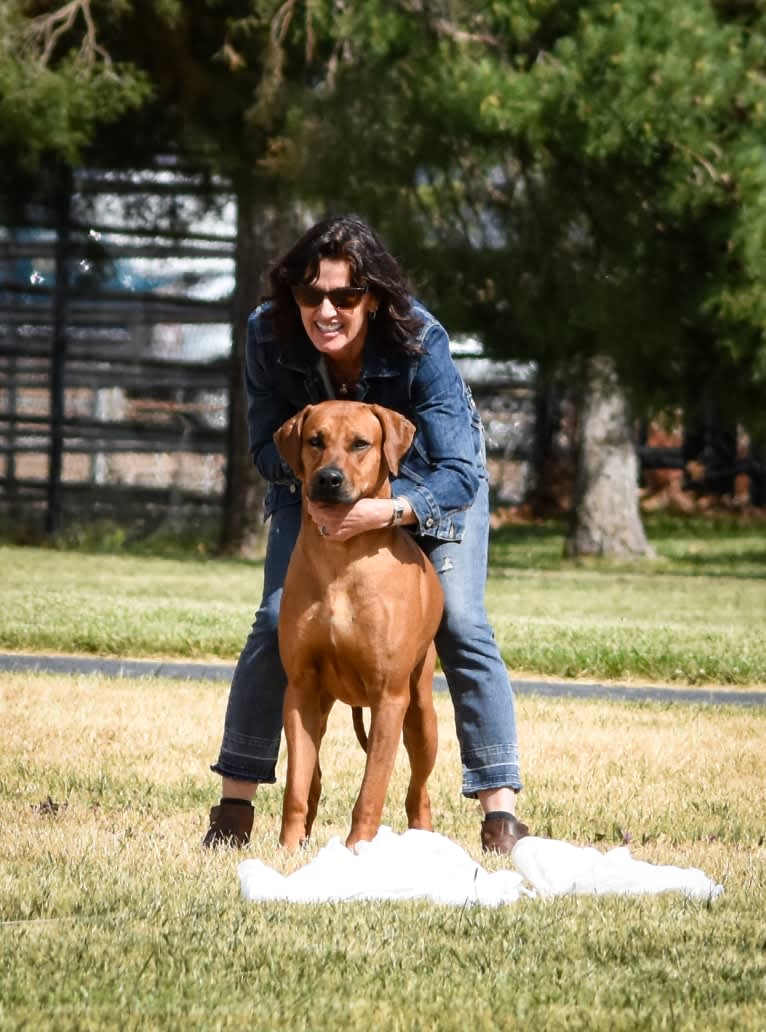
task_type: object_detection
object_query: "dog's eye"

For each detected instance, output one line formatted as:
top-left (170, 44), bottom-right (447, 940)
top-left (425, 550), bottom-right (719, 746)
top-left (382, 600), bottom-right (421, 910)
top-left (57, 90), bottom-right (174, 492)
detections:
top-left (308, 434), bottom-right (324, 449)
top-left (351, 438), bottom-right (371, 452)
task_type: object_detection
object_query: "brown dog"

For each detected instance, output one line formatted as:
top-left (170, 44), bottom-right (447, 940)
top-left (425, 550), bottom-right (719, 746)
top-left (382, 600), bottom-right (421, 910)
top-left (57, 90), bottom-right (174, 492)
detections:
top-left (274, 400), bottom-right (444, 850)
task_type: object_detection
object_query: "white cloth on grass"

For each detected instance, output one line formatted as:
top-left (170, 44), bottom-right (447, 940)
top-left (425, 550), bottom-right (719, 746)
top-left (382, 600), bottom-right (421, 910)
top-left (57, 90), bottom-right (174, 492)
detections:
top-left (237, 826), bottom-right (723, 907)
top-left (512, 836), bottom-right (724, 901)
top-left (238, 826), bottom-right (527, 906)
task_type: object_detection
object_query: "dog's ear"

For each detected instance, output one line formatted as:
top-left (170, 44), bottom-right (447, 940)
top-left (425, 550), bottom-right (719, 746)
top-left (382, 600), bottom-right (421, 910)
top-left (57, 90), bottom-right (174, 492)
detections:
top-left (274, 406), bottom-right (312, 477)
top-left (370, 405), bottom-right (416, 475)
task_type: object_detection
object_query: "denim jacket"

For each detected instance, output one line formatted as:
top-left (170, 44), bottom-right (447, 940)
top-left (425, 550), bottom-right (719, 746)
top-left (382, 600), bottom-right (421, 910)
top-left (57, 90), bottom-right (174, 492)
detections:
top-left (245, 299), bottom-right (485, 541)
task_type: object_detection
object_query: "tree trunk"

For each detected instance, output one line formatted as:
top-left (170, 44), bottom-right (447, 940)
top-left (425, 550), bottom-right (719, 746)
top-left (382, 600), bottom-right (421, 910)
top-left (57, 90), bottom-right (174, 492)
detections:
top-left (218, 188), bottom-right (305, 557)
top-left (566, 355), bottom-right (656, 559)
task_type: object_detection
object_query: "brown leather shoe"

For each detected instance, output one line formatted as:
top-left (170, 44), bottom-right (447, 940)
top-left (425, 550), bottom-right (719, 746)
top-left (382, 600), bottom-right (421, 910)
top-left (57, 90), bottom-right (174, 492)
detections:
top-left (480, 814), bottom-right (530, 855)
top-left (202, 801), bottom-right (254, 848)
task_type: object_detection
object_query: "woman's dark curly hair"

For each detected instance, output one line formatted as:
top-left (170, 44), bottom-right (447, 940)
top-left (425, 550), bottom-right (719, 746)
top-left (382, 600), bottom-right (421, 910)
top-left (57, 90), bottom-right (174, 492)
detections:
top-left (269, 215), bottom-right (424, 355)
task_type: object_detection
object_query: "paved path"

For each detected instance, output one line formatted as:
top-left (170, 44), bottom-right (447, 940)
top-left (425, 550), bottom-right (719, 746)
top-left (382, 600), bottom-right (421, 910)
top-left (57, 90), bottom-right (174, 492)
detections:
top-left (2, 652), bottom-right (765, 707)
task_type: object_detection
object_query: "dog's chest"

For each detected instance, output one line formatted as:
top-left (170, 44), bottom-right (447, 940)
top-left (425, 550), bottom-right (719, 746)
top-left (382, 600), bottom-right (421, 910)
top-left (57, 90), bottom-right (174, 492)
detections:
top-left (281, 542), bottom-right (433, 695)
top-left (294, 571), bottom-right (391, 663)
top-left (308, 578), bottom-right (369, 645)
top-left (322, 584), bottom-right (356, 645)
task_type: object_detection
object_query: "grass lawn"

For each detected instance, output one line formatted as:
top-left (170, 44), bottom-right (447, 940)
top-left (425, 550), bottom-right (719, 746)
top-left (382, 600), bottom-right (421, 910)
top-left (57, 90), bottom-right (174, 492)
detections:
top-left (1, 516), bottom-right (765, 1027)
top-left (1, 674), bottom-right (764, 1030)
top-left (1, 513), bottom-right (764, 686)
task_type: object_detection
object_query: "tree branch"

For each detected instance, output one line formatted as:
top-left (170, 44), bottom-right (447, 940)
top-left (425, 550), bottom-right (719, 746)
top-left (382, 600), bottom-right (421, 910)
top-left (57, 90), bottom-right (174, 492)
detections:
top-left (670, 140), bottom-right (731, 188)
top-left (23, 0), bottom-right (111, 68)
top-left (396, 0), bottom-right (500, 47)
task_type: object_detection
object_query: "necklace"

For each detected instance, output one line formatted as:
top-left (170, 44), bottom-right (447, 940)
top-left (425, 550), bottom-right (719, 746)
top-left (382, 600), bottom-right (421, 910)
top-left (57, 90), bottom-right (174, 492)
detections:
top-left (318, 356), bottom-right (361, 399)
top-left (330, 364), bottom-right (360, 398)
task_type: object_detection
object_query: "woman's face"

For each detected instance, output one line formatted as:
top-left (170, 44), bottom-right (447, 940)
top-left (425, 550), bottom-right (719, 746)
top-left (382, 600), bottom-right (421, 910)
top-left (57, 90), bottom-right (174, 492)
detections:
top-left (295, 258), bottom-right (377, 362)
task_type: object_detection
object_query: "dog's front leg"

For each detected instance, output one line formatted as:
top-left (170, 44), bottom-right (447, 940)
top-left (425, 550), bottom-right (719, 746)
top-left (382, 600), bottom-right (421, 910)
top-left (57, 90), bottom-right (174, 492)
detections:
top-left (280, 676), bottom-right (322, 849)
top-left (400, 645), bottom-right (438, 831)
top-left (304, 693), bottom-right (334, 841)
top-left (347, 694), bottom-right (408, 849)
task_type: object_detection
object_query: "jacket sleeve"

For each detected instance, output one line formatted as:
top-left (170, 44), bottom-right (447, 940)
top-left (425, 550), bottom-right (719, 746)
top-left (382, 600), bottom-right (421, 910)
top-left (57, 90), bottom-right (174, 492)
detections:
top-left (390, 317), bottom-right (481, 536)
top-left (244, 306), bottom-right (297, 484)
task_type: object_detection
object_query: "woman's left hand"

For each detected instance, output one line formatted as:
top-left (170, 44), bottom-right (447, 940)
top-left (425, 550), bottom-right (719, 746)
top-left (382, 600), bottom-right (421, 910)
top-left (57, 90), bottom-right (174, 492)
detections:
top-left (307, 498), bottom-right (394, 541)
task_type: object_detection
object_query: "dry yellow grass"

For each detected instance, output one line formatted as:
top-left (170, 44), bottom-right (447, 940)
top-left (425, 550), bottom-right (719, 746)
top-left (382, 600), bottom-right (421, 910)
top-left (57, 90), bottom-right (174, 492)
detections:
top-left (2, 672), bottom-right (765, 1030)
top-left (3, 672), bottom-right (764, 871)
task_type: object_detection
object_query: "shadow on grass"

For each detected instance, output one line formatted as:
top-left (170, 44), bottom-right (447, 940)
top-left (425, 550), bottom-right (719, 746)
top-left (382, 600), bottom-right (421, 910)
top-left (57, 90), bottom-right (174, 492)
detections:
top-left (5, 511), bottom-right (765, 579)
top-left (488, 515), bottom-right (766, 580)
top-left (489, 521), bottom-right (568, 571)
top-left (656, 547), bottom-right (766, 573)
top-left (643, 511), bottom-right (766, 539)
top-left (0, 518), bottom-right (268, 567)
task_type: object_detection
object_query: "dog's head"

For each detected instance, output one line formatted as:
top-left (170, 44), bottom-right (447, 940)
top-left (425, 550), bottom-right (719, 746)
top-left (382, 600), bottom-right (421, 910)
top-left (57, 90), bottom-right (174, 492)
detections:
top-left (274, 401), bottom-right (415, 503)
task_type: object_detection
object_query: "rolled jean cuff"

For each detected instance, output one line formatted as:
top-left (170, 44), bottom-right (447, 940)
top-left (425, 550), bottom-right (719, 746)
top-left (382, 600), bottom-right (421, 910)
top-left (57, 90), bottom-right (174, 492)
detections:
top-left (209, 762), bottom-right (277, 785)
top-left (210, 731), bottom-right (280, 784)
top-left (460, 747), bottom-right (523, 798)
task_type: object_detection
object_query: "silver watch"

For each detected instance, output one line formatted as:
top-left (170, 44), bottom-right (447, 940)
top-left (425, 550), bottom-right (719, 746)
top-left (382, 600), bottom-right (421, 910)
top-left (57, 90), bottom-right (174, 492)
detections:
top-left (390, 497), bottom-right (406, 527)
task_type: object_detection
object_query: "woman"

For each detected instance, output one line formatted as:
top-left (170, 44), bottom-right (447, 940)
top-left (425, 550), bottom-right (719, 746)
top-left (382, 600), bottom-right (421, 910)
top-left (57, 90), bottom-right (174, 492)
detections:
top-left (204, 215), bottom-right (528, 854)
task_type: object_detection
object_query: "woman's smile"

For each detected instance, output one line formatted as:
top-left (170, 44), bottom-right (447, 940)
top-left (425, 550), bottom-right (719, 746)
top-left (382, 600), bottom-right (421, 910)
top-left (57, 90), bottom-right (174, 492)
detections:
top-left (295, 258), bottom-right (377, 360)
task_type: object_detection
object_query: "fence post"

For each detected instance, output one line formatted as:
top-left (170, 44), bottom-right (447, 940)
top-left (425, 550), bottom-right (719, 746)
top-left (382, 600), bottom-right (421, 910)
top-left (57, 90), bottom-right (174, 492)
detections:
top-left (45, 163), bottom-right (73, 536)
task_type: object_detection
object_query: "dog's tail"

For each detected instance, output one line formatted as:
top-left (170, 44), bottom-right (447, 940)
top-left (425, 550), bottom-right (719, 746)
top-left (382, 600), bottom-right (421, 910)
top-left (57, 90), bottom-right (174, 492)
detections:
top-left (352, 707), bottom-right (368, 752)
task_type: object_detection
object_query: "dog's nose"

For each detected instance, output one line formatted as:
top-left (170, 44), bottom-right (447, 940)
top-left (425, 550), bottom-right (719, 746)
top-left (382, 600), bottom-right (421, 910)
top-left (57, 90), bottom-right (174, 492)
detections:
top-left (316, 466), bottom-right (344, 490)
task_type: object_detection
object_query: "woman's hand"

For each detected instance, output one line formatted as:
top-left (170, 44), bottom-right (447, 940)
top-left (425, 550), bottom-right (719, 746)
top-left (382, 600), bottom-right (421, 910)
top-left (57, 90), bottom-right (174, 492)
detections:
top-left (307, 498), bottom-right (410, 541)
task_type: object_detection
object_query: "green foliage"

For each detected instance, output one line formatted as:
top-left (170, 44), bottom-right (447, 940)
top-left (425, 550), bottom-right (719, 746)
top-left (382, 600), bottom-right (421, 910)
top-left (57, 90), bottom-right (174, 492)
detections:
top-left (486, 1), bottom-right (766, 383)
top-left (4, 0), bottom-right (763, 411)
top-left (0, 1), bottom-right (150, 167)
top-left (261, 0), bottom-right (766, 421)
top-left (2, 1), bottom-right (765, 545)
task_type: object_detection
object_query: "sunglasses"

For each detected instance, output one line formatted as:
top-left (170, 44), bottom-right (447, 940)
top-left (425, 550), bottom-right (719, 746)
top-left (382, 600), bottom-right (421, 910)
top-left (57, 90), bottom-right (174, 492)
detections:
top-left (291, 283), bottom-right (368, 309)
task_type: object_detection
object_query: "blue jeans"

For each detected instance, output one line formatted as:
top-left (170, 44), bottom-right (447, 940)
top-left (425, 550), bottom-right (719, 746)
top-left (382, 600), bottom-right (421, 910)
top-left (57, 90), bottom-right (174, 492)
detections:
top-left (211, 478), bottom-right (522, 797)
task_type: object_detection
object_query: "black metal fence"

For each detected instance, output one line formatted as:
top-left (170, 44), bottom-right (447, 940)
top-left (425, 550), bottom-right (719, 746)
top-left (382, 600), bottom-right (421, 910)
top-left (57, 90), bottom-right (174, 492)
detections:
top-left (0, 166), bottom-right (236, 534)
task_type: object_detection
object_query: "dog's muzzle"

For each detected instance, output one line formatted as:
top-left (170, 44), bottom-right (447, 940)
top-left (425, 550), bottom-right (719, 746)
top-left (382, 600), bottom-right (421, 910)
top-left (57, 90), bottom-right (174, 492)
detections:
top-left (309, 466), bottom-right (354, 503)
